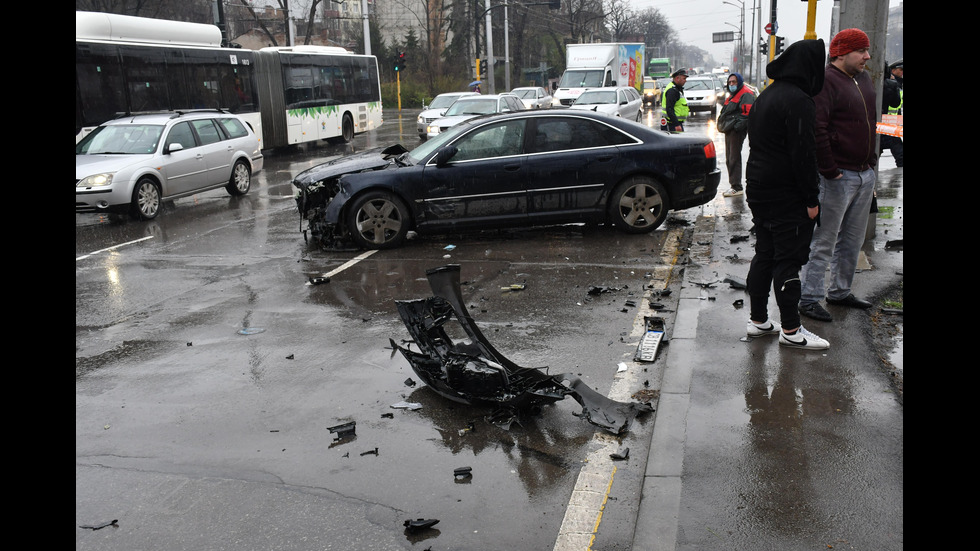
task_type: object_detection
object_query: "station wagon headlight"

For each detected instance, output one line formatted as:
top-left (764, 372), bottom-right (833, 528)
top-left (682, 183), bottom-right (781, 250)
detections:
top-left (78, 173), bottom-right (114, 187)
top-left (427, 125), bottom-right (440, 135)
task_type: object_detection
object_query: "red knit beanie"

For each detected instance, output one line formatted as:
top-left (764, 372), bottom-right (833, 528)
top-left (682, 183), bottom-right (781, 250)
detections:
top-left (829, 28), bottom-right (870, 57)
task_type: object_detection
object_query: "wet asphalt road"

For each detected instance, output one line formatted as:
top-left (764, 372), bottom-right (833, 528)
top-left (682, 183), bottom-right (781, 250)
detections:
top-left (76, 105), bottom-right (903, 550)
top-left (76, 104), bottom-right (697, 550)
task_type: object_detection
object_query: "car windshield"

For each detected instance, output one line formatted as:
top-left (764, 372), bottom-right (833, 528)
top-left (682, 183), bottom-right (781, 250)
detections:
top-left (76, 124), bottom-right (164, 155)
top-left (513, 89), bottom-right (537, 99)
top-left (444, 98), bottom-right (498, 116)
top-left (559, 69), bottom-right (605, 88)
top-left (686, 79), bottom-right (712, 91)
top-left (429, 95), bottom-right (462, 109)
top-left (406, 121), bottom-right (472, 164)
top-left (575, 91), bottom-right (617, 105)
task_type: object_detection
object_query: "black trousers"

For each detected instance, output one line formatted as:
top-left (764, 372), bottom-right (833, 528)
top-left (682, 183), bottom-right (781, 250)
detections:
top-left (746, 213), bottom-right (816, 330)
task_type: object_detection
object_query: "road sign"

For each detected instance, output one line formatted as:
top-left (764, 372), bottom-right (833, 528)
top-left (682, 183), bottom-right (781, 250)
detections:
top-left (765, 21), bottom-right (778, 35)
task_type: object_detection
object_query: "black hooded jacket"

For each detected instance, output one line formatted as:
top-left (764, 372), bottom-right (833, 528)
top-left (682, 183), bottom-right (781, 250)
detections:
top-left (745, 39), bottom-right (826, 218)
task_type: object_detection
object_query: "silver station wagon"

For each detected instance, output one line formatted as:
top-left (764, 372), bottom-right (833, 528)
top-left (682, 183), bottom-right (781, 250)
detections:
top-left (76, 110), bottom-right (264, 220)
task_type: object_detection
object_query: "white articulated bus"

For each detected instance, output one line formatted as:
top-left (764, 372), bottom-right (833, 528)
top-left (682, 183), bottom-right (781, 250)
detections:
top-left (75, 11), bottom-right (382, 149)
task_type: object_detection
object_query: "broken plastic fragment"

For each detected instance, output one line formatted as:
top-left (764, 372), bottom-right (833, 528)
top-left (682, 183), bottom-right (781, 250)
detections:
top-left (404, 377), bottom-right (417, 387)
top-left (309, 276), bottom-right (330, 285)
top-left (617, 362), bottom-right (628, 373)
top-left (327, 421), bottom-right (356, 441)
top-left (360, 447), bottom-right (378, 456)
top-left (79, 519), bottom-right (119, 530)
top-left (403, 518), bottom-right (439, 532)
top-left (454, 466), bottom-right (473, 479)
top-left (390, 265), bottom-right (653, 435)
top-left (237, 327), bottom-right (265, 335)
top-left (610, 447), bottom-right (630, 460)
top-left (501, 283), bottom-right (526, 291)
top-left (391, 401), bottom-right (423, 410)
top-left (724, 276), bottom-right (747, 289)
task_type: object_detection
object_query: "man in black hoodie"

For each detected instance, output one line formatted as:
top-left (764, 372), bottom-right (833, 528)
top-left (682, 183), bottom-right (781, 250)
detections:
top-left (743, 39), bottom-right (830, 350)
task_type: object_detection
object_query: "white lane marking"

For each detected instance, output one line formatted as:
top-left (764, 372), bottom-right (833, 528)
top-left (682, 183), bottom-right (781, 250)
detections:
top-left (76, 236), bottom-right (154, 261)
top-left (308, 249), bottom-right (378, 283)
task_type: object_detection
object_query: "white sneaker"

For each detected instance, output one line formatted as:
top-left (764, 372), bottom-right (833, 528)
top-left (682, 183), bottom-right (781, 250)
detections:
top-left (747, 320), bottom-right (781, 338)
top-left (723, 189), bottom-right (744, 197)
top-left (779, 326), bottom-right (830, 350)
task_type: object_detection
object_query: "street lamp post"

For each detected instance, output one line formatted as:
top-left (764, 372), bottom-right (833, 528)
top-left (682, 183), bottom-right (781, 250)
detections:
top-left (722, 0), bottom-right (746, 76)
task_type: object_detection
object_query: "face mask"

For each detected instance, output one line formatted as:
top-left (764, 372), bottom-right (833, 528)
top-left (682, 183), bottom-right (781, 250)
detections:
top-left (728, 84), bottom-right (738, 93)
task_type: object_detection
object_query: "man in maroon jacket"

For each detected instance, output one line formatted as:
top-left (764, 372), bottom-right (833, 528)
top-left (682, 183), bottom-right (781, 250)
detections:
top-left (798, 28), bottom-right (878, 323)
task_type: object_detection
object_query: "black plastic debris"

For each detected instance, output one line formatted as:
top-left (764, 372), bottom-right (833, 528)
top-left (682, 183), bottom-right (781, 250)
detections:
top-left (328, 422), bottom-right (356, 441)
top-left (360, 447), bottom-right (379, 456)
top-left (79, 520), bottom-right (118, 530)
top-left (733, 299), bottom-right (744, 309)
top-left (730, 235), bottom-right (750, 243)
top-left (724, 276), bottom-right (747, 289)
top-left (381, 412), bottom-right (394, 419)
top-left (610, 447), bottom-right (630, 460)
top-left (404, 518), bottom-right (440, 533)
top-left (454, 466), bottom-right (473, 479)
top-left (309, 276), bottom-right (330, 285)
top-left (391, 265), bottom-right (653, 435)
top-left (634, 316), bottom-right (666, 362)
top-left (286, 354), bottom-right (295, 359)
top-left (404, 377), bottom-right (417, 387)
top-left (885, 239), bottom-right (903, 250)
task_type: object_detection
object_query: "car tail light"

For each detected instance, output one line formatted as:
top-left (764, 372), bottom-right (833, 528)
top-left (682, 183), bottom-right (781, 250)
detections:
top-left (703, 142), bottom-right (716, 159)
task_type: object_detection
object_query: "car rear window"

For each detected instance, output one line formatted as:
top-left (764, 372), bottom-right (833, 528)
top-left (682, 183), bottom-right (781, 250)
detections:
top-left (217, 117), bottom-right (249, 139)
top-left (191, 119), bottom-right (223, 145)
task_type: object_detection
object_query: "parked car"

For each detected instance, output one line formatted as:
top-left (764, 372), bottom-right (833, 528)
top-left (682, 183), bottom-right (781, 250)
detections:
top-left (292, 110), bottom-right (720, 249)
top-left (568, 86), bottom-right (643, 121)
top-left (416, 92), bottom-right (480, 140)
top-left (76, 110), bottom-right (264, 220)
top-left (510, 86), bottom-right (553, 109)
top-left (642, 77), bottom-right (661, 106)
top-left (425, 94), bottom-right (526, 138)
top-left (682, 76), bottom-right (721, 118)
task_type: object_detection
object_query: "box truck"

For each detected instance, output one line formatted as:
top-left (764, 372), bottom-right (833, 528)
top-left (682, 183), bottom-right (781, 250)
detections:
top-left (553, 43), bottom-right (645, 106)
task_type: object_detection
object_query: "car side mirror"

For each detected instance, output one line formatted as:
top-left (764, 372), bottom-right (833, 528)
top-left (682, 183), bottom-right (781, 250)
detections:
top-left (165, 142), bottom-right (184, 154)
top-left (434, 145), bottom-right (458, 166)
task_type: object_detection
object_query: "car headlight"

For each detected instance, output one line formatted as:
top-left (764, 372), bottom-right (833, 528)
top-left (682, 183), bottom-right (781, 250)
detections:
top-left (427, 125), bottom-right (440, 135)
top-left (78, 173), bottom-right (114, 187)
top-left (417, 115), bottom-right (424, 124)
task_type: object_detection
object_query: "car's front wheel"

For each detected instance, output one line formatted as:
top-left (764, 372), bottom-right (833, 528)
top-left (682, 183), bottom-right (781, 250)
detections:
top-left (226, 159), bottom-right (251, 196)
top-left (130, 177), bottom-right (161, 220)
top-left (608, 176), bottom-right (670, 233)
top-left (346, 191), bottom-right (411, 249)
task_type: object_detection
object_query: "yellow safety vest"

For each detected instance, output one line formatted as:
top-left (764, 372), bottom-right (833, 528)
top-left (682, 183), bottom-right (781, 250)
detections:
top-left (664, 82), bottom-right (689, 122)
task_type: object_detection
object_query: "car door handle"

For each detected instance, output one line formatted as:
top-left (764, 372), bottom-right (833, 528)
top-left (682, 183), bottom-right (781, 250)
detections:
top-left (503, 164), bottom-right (521, 172)
top-left (596, 155), bottom-right (614, 162)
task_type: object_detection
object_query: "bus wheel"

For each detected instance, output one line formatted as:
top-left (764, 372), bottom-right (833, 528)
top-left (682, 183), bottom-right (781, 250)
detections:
top-left (330, 113), bottom-right (355, 144)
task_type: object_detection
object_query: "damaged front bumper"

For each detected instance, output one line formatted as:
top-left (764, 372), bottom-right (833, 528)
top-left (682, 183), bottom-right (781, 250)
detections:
top-left (391, 265), bottom-right (653, 435)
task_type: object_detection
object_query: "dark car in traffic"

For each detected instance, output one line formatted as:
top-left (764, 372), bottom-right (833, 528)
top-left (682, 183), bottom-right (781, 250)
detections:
top-left (292, 110), bottom-right (720, 249)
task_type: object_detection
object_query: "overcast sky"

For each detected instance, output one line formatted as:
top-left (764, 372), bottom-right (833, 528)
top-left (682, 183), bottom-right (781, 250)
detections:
top-left (633, 0), bottom-right (902, 67)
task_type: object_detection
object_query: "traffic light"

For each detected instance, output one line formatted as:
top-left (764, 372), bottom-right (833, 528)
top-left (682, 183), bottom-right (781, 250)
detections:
top-left (760, 41), bottom-right (768, 55)
top-left (775, 36), bottom-right (785, 55)
top-left (394, 51), bottom-right (406, 72)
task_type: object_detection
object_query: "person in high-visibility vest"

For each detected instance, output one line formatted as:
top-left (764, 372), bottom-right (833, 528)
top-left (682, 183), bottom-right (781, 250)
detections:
top-left (881, 60), bottom-right (903, 167)
top-left (660, 69), bottom-right (690, 133)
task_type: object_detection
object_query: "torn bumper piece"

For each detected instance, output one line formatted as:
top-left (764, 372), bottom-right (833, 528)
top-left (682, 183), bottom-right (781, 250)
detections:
top-left (391, 265), bottom-right (653, 435)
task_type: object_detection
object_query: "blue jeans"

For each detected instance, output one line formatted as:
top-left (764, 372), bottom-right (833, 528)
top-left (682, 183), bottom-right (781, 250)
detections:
top-left (800, 168), bottom-right (876, 305)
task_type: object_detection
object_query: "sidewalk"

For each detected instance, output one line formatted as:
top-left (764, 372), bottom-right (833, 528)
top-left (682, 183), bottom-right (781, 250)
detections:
top-left (632, 155), bottom-right (904, 550)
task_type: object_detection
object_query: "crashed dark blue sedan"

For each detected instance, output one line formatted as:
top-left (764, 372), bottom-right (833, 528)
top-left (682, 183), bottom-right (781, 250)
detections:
top-left (292, 110), bottom-right (720, 249)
